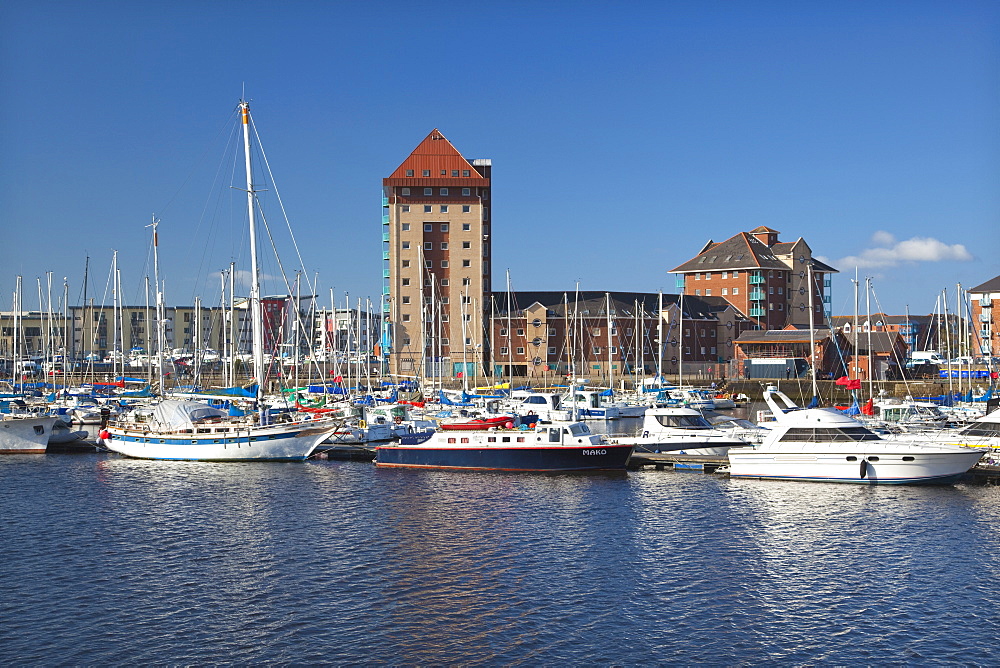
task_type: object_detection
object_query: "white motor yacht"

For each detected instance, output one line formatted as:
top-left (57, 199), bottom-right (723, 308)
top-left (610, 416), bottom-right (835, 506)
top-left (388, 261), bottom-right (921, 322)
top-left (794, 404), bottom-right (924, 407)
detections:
top-left (614, 406), bottom-right (746, 456)
top-left (727, 388), bottom-right (988, 484)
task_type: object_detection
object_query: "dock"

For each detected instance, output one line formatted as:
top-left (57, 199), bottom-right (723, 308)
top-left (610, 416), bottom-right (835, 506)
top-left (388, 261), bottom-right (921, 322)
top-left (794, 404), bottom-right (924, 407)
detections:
top-left (627, 452), bottom-right (728, 473)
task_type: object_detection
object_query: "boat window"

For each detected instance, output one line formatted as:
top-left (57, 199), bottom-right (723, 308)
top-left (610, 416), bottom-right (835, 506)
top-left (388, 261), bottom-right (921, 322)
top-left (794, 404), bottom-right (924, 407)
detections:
top-left (778, 427), bottom-right (881, 443)
top-left (461, 438), bottom-right (469, 444)
top-left (569, 423), bottom-right (590, 436)
top-left (549, 428), bottom-right (561, 443)
top-left (902, 456), bottom-right (915, 461)
top-left (517, 437), bottom-right (525, 443)
top-left (655, 414), bottom-right (711, 429)
top-left (487, 437), bottom-right (496, 443)
top-left (846, 456), bottom-right (857, 461)
top-left (448, 438), bottom-right (456, 444)
top-left (867, 456), bottom-right (880, 462)
top-left (962, 421), bottom-right (1000, 438)
top-left (502, 436), bottom-right (511, 443)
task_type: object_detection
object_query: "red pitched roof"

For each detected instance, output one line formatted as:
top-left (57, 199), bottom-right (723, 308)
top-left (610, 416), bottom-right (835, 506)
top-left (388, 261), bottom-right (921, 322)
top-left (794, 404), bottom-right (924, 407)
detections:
top-left (385, 129), bottom-right (488, 184)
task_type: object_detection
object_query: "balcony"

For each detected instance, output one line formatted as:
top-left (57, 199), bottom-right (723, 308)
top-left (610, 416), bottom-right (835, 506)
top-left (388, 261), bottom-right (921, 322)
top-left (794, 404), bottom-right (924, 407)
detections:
top-left (749, 289), bottom-right (765, 301)
top-left (383, 269), bottom-right (391, 278)
top-left (980, 329), bottom-right (991, 338)
top-left (823, 295), bottom-right (831, 304)
top-left (382, 214), bottom-right (390, 224)
top-left (749, 274), bottom-right (765, 284)
top-left (749, 307), bottom-right (766, 317)
top-left (382, 196), bottom-right (389, 207)
top-left (675, 276), bottom-right (685, 289)
top-left (980, 313), bottom-right (992, 323)
top-left (823, 278), bottom-right (831, 288)
top-left (981, 297), bottom-right (993, 307)
top-left (382, 232), bottom-right (390, 242)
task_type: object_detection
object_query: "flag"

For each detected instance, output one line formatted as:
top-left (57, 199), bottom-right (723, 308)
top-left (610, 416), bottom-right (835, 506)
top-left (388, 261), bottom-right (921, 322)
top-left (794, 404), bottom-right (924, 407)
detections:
top-left (835, 376), bottom-right (861, 390)
top-left (861, 398), bottom-right (874, 416)
top-left (456, 372), bottom-right (463, 378)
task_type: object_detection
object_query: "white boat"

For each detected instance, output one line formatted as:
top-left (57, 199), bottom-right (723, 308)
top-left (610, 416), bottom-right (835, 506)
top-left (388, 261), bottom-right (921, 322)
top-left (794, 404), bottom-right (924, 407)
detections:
top-left (103, 100), bottom-right (339, 461)
top-left (613, 406), bottom-right (746, 456)
top-left (104, 400), bottom-right (337, 461)
top-left (0, 414), bottom-right (57, 454)
top-left (727, 389), bottom-right (988, 485)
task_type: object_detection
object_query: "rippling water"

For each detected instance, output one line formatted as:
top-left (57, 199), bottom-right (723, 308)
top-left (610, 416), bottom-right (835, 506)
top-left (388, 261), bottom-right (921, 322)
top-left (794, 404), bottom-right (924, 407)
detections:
top-left (2, 452), bottom-right (998, 665)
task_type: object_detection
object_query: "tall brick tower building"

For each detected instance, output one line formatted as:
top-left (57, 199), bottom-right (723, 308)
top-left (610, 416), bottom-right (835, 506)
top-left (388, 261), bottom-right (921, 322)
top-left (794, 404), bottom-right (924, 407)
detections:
top-left (381, 130), bottom-right (492, 378)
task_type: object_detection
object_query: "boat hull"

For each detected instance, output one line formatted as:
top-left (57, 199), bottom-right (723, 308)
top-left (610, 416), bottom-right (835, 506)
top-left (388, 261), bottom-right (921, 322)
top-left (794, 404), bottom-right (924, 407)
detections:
top-left (0, 416), bottom-right (57, 454)
top-left (376, 438), bottom-right (634, 472)
top-left (727, 448), bottom-right (985, 485)
top-left (104, 424), bottom-right (336, 461)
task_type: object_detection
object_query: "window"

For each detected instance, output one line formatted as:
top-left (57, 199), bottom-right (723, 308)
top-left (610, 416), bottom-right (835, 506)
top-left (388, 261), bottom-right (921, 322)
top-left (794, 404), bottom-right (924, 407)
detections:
top-left (402, 260), bottom-right (410, 268)
top-left (483, 207), bottom-right (489, 220)
top-left (516, 347), bottom-right (525, 355)
top-left (548, 328), bottom-right (556, 336)
top-left (452, 170), bottom-right (459, 177)
top-left (401, 223), bottom-right (410, 231)
top-left (422, 170), bottom-right (430, 177)
top-left (705, 272), bottom-right (712, 279)
top-left (424, 224), bottom-right (433, 232)
top-left (733, 287), bottom-right (739, 295)
top-left (700, 347), bottom-right (706, 355)
top-left (722, 271), bottom-right (728, 279)
top-left (402, 296), bottom-right (410, 304)
top-left (440, 188), bottom-right (449, 196)
top-left (440, 223), bottom-right (448, 232)
top-left (424, 188), bottom-right (432, 196)
top-left (705, 289), bottom-right (712, 296)
top-left (425, 260), bottom-right (432, 268)
top-left (440, 170), bottom-right (447, 176)
top-left (462, 205), bottom-right (471, 213)
top-left (517, 328), bottom-right (525, 336)
top-left (402, 187), bottom-right (410, 195)
top-left (778, 303), bottom-right (783, 311)
top-left (732, 270), bottom-right (739, 277)
top-left (462, 277), bottom-right (471, 286)
top-left (769, 303), bottom-right (774, 310)
top-left (500, 328), bottom-right (508, 336)
top-left (711, 346), bottom-right (717, 354)
top-left (440, 205), bottom-right (448, 213)
top-left (441, 338), bottom-right (449, 345)
top-left (462, 188), bottom-right (470, 196)
top-left (441, 278), bottom-right (449, 286)
top-left (695, 273), bottom-right (701, 280)
top-left (500, 347), bottom-right (508, 355)
top-left (462, 241), bottom-right (471, 249)
top-left (424, 242), bottom-right (432, 250)
top-left (777, 287), bottom-right (783, 295)
top-left (405, 169), bottom-right (413, 177)
top-left (402, 278), bottom-right (410, 286)
top-left (402, 242), bottom-right (410, 249)
top-left (722, 288), bottom-right (728, 295)
top-left (695, 289), bottom-right (701, 296)
top-left (769, 287), bottom-right (774, 294)
top-left (462, 222), bottom-right (471, 229)
top-left (440, 242), bottom-right (448, 250)
top-left (548, 347), bottom-right (556, 354)
top-left (768, 270), bottom-right (774, 278)
top-left (402, 314), bottom-right (410, 322)
top-left (401, 205), bottom-right (410, 213)
top-left (462, 169), bottom-right (470, 177)
top-left (423, 205), bottom-right (432, 213)
top-left (609, 346), bottom-right (617, 354)
top-left (440, 260), bottom-right (448, 268)
top-left (462, 259), bottom-right (471, 267)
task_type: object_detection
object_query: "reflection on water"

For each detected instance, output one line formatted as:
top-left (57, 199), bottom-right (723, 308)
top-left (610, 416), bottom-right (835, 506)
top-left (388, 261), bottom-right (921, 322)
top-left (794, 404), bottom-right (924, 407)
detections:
top-left (1, 454), bottom-right (998, 664)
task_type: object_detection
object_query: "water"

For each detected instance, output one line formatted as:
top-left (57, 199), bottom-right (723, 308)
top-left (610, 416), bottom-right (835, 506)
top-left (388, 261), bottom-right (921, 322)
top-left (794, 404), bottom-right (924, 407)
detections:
top-left (2, 452), bottom-right (999, 665)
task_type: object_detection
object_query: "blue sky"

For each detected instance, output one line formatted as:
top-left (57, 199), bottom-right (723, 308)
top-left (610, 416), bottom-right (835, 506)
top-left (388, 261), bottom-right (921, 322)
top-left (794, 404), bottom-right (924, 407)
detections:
top-left (1, 0), bottom-right (997, 318)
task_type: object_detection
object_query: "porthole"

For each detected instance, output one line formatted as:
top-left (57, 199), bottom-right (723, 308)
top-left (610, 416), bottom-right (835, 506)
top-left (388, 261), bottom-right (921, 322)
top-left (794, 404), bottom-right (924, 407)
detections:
top-left (846, 456), bottom-right (857, 462)
top-left (867, 456), bottom-right (880, 462)
top-left (902, 456), bottom-right (915, 462)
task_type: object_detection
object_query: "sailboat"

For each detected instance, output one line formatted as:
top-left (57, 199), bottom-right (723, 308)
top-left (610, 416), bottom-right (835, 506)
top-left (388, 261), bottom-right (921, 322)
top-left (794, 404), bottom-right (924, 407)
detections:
top-left (102, 100), bottom-right (340, 461)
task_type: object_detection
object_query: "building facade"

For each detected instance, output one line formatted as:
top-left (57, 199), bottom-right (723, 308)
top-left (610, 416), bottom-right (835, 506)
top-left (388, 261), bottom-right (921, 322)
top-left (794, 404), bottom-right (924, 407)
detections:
top-left (382, 130), bottom-right (492, 378)
top-left (969, 275), bottom-right (1000, 359)
top-left (670, 226), bottom-right (837, 330)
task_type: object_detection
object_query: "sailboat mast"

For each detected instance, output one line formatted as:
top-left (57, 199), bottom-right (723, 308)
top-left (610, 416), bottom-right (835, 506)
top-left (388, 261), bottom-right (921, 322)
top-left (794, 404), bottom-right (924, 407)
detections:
top-left (807, 262), bottom-right (818, 401)
top-left (240, 100), bottom-right (266, 417)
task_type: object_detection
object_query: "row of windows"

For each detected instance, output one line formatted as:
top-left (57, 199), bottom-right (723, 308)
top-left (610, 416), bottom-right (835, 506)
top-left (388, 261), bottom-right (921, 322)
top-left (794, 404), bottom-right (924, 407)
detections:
top-left (402, 205), bottom-right (475, 214)
top-left (400, 187), bottom-right (487, 198)
top-left (401, 222), bottom-right (486, 233)
top-left (694, 270), bottom-right (741, 280)
top-left (401, 275), bottom-right (474, 286)
top-left (405, 169), bottom-right (473, 178)
top-left (400, 313), bottom-right (472, 323)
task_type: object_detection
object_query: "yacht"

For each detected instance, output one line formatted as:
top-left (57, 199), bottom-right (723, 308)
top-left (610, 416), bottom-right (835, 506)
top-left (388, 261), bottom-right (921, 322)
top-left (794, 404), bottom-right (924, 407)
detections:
top-left (614, 406), bottom-right (746, 456)
top-left (727, 388), bottom-right (987, 484)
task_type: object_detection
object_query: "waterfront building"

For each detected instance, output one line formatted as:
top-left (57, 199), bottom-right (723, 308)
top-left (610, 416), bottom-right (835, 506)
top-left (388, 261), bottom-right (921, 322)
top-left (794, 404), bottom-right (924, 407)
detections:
top-left (969, 276), bottom-right (999, 359)
top-left (488, 291), bottom-right (751, 383)
top-left (382, 130), bottom-right (492, 379)
top-left (670, 226), bottom-right (837, 330)
top-left (313, 307), bottom-right (382, 361)
top-left (830, 313), bottom-right (931, 353)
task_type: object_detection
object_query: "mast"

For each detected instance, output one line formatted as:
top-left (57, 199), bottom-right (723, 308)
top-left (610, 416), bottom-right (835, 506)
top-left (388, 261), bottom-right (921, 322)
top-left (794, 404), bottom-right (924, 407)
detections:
top-left (240, 100), bottom-right (266, 421)
top-left (865, 277), bottom-right (872, 402)
top-left (147, 218), bottom-right (166, 395)
top-left (807, 262), bottom-right (819, 402)
top-left (606, 292), bottom-right (613, 390)
top-left (657, 290), bottom-right (663, 382)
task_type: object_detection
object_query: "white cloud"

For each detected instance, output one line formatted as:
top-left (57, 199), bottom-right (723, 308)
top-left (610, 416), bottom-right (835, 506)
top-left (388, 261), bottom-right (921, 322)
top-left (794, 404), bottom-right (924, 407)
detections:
top-left (833, 231), bottom-right (973, 269)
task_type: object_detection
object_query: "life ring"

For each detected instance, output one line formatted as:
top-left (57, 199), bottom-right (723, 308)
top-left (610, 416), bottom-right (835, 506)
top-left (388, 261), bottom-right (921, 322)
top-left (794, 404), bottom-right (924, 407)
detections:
top-left (394, 415), bottom-right (403, 424)
top-left (358, 419), bottom-right (367, 429)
